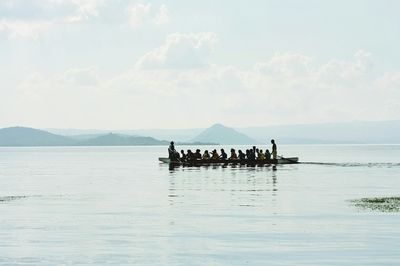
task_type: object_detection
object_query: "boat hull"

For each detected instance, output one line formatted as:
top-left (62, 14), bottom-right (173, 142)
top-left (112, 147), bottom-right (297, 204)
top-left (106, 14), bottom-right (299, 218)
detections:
top-left (158, 157), bottom-right (299, 165)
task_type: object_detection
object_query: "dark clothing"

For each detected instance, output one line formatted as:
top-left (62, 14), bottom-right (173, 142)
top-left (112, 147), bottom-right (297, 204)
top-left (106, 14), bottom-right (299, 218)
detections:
top-left (220, 152), bottom-right (227, 160)
top-left (168, 143), bottom-right (176, 159)
top-left (238, 153), bottom-right (246, 160)
top-left (195, 152), bottom-right (202, 160)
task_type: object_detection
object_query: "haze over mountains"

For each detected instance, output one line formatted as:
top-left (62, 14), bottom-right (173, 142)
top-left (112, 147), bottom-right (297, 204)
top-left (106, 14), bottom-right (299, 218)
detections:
top-left (48, 120), bottom-right (400, 144)
top-left (1, 120), bottom-right (400, 146)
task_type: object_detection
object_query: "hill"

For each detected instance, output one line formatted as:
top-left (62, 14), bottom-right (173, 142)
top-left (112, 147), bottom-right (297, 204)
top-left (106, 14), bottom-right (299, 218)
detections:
top-left (0, 127), bottom-right (74, 146)
top-left (238, 120), bottom-right (400, 144)
top-left (79, 133), bottom-right (169, 146)
top-left (192, 123), bottom-right (257, 145)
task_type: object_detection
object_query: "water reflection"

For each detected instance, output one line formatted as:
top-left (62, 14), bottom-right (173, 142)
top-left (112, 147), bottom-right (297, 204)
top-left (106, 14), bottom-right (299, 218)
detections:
top-left (165, 164), bottom-right (279, 207)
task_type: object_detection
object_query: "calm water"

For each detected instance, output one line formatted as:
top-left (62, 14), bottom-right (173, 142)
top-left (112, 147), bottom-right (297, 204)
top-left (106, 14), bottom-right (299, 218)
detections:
top-left (0, 145), bottom-right (399, 265)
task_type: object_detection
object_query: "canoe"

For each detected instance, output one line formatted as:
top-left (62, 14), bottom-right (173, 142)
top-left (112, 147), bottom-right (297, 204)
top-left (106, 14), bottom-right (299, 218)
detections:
top-left (158, 157), bottom-right (299, 165)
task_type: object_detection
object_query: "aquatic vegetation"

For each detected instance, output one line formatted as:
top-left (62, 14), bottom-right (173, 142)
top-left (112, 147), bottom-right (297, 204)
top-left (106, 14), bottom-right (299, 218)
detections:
top-left (0, 195), bottom-right (28, 202)
top-left (350, 197), bottom-right (400, 212)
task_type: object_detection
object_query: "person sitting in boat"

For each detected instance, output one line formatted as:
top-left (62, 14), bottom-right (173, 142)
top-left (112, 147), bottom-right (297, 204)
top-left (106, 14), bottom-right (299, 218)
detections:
top-left (257, 149), bottom-right (266, 160)
top-left (195, 149), bottom-right (202, 160)
top-left (211, 149), bottom-right (219, 159)
top-left (271, 139), bottom-right (277, 160)
top-left (186, 149), bottom-right (195, 161)
top-left (248, 149), bottom-right (256, 161)
top-left (220, 149), bottom-right (227, 160)
top-left (238, 150), bottom-right (246, 160)
top-left (180, 150), bottom-right (187, 162)
top-left (202, 150), bottom-right (210, 160)
top-left (265, 149), bottom-right (271, 160)
top-left (229, 148), bottom-right (238, 160)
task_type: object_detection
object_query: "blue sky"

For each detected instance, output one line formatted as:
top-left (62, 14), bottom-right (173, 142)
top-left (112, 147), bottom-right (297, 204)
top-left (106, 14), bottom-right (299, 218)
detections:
top-left (1, 0), bottom-right (400, 129)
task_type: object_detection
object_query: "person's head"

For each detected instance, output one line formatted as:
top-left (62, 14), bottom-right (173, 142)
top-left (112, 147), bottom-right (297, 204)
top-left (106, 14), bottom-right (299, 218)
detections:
top-left (238, 150), bottom-right (243, 154)
top-left (170, 141), bottom-right (174, 145)
top-left (187, 149), bottom-right (192, 154)
top-left (230, 148), bottom-right (235, 153)
top-left (221, 148), bottom-right (225, 153)
top-left (205, 150), bottom-right (209, 154)
top-left (260, 149), bottom-right (263, 153)
top-left (256, 148), bottom-right (259, 153)
top-left (266, 149), bottom-right (270, 153)
top-left (181, 150), bottom-right (184, 153)
top-left (196, 149), bottom-right (200, 153)
top-left (271, 139), bottom-right (275, 144)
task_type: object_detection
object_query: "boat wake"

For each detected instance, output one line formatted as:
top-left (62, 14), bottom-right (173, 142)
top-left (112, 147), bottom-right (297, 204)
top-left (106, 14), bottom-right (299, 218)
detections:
top-left (301, 162), bottom-right (400, 168)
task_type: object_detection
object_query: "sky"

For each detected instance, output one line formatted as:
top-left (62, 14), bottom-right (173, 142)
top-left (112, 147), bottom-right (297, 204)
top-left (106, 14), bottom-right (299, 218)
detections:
top-left (1, 0), bottom-right (400, 129)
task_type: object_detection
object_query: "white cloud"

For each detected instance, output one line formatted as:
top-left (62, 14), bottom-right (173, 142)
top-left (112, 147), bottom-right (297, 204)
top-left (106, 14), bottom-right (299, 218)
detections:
top-left (0, 0), bottom-right (102, 38)
top-left (136, 32), bottom-right (218, 69)
top-left (61, 67), bottom-right (100, 87)
top-left (153, 4), bottom-right (169, 25)
top-left (127, 3), bottom-right (170, 29)
top-left (0, 19), bottom-right (53, 39)
top-left (5, 48), bottom-right (400, 128)
top-left (128, 3), bottom-right (151, 29)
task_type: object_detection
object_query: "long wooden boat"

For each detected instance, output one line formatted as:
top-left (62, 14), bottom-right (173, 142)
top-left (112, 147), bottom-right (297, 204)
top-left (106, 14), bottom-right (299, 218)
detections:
top-left (159, 157), bottom-right (299, 165)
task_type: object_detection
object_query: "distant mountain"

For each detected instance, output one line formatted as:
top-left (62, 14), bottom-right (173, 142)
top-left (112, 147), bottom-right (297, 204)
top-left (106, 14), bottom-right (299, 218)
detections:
top-left (238, 120), bottom-right (400, 144)
top-left (46, 128), bottom-right (203, 142)
top-left (0, 127), bottom-right (209, 147)
top-left (79, 133), bottom-right (169, 146)
top-left (0, 127), bottom-right (74, 146)
top-left (192, 123), bottom-right (257, 145)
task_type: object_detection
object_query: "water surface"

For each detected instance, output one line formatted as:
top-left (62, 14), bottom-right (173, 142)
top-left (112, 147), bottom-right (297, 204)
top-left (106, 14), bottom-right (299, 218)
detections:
top-left (0, 145), bottom-right (399, 265)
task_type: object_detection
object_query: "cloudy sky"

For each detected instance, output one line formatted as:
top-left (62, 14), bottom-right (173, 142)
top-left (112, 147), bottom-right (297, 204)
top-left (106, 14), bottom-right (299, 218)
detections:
top-left (1, 0), bottom-right (400, 129)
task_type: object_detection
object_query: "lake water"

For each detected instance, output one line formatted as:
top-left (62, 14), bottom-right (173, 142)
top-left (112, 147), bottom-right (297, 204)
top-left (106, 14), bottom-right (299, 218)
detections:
top-left (0, 145), bottom-right (399, 265)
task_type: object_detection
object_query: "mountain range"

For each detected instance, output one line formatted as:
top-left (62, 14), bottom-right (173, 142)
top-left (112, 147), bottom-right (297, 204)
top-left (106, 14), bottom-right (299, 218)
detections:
top-left (46, 120), bottom-right (400, 144)
top-left (1, 120), bottom-right (400, 146)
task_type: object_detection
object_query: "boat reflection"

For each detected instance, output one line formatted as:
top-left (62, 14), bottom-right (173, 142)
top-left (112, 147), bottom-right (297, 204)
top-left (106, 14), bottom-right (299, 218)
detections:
top-left (165, 163), bottom-right (280, 207)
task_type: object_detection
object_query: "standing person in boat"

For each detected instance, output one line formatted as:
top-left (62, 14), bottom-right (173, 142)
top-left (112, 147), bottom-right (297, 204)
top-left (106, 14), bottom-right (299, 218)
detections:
top-left (220, 149), bottom-right (228, 160)
top-left (168, 141), bottom-right (176, 159)
top-left (202, 150), bottom-right (210, 160)
top-left (271, 139), bottom-right (277, 160)
top-left (168, 141), bottom-right (180, 161)
top-left (229, 148), bottom-right (238, 160)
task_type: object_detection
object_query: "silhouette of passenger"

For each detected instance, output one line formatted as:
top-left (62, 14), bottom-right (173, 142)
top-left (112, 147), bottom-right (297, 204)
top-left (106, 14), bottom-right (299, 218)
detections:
top-left (229, 148), bottom-right (238, 160)
top-left (168, 141), bottom-right (176, 159)
top-left (195, 149), bottom-right (202, 160)
top-left (238, 150), bottom-right (246, 160)
top-left (271, 139), bottom-right (277, 160)
top-left (211, 149), bottom-right (219, 159)
top-left (180, 150), bottom-right (186, 162)
top-left (265, 149), bottom-right (271, 160)
top-left (220, 149), bottom-right (227, 160)
top-left (202, 150), bottom-right (210, 160)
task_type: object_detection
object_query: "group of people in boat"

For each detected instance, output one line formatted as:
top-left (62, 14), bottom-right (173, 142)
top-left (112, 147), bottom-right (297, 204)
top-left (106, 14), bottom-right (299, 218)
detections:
top-left (168, 139), bottom-right (278, 162)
